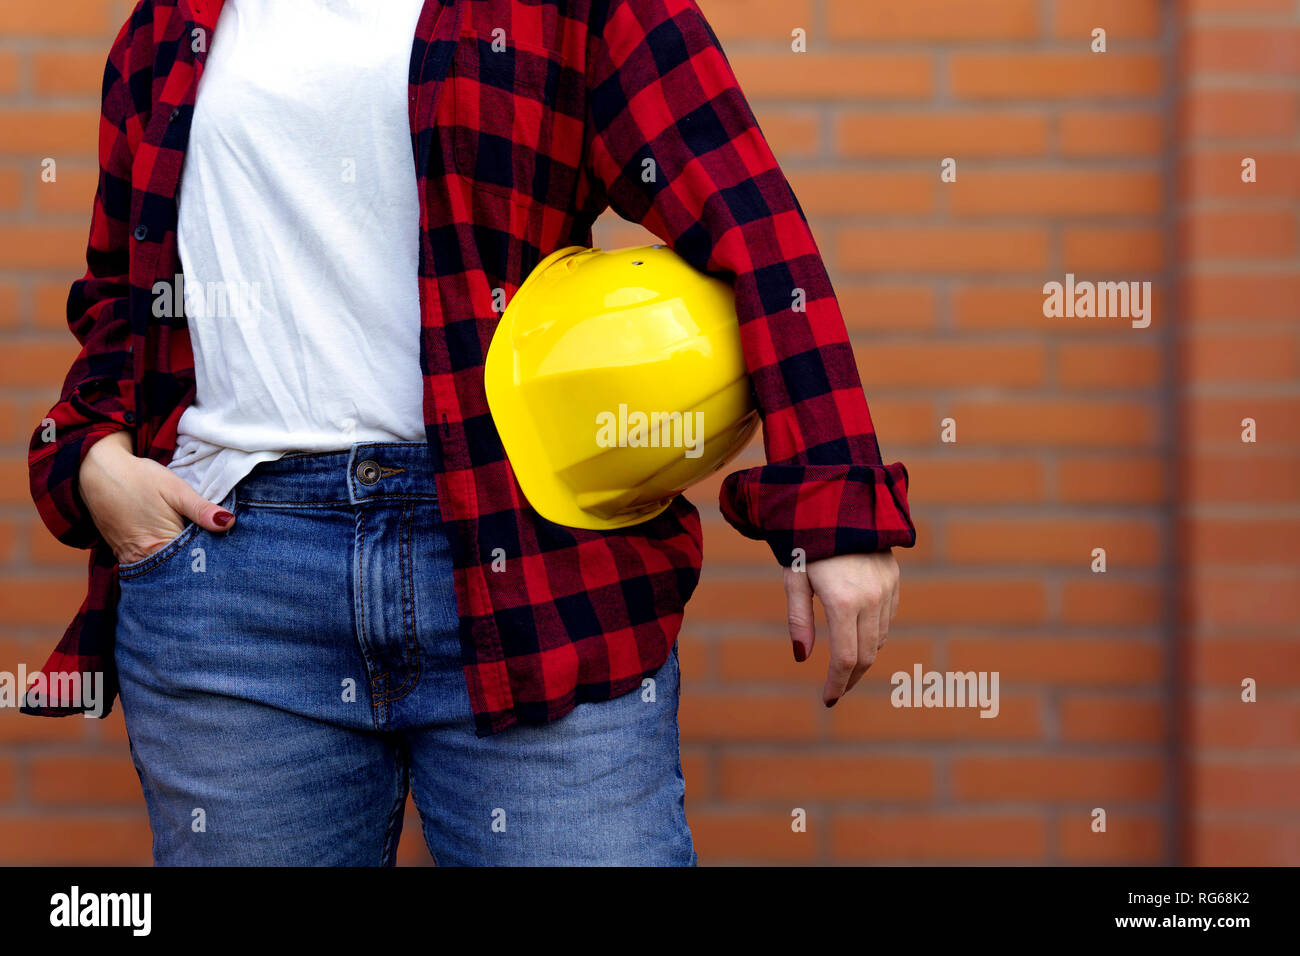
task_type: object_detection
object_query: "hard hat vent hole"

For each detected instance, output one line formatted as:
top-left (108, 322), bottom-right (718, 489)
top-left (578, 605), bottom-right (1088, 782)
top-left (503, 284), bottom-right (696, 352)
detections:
top-left (631, 260), bottom-right (642, 265)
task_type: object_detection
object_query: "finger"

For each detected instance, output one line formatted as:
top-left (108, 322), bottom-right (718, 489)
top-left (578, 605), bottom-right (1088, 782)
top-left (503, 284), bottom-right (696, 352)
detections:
top-left (160, 475), bottom-right (234, 532)
top-left (783, 566), bottom-right (815, 663)
top-left (845, 596), bottom-right (881, 694)
top-left (821, 593), bottom-right (859, 706)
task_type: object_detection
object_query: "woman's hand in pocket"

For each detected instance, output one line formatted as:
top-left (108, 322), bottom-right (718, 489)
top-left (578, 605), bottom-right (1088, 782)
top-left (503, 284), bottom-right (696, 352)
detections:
top-left (77, 430), bottom-right (235, 565)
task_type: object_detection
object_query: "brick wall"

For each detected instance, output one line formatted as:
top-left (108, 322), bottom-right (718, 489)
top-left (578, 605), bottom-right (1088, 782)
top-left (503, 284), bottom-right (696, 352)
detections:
top-left (0, 0), bottom-right (1294, 866)
top-left (1175, 0), bottom-right (1300, 865)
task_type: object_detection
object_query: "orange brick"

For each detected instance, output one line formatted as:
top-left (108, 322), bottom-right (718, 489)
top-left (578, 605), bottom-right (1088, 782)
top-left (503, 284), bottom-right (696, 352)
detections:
top-left (0, 5), bottom-right (124, 37)
top-left (1057, 812), bottom-right (1166, 863)
top-left (1061, 578), bottom-right (1162, 626)
top-left (0, 519), bottom-right (16, 563)
top-left (1055, 0), bottom-right (1162, 39)
top-left (835, 284), bottom-right (937, 333)
top-left (732, 53), bottom-right (933, 100)
top-left (952, 284), bottom-right (1050, 330)
top-left (0, 816), bottom-right (152, 865)
top-left (0, 340), bottom-right (80, 389)
top-left (882, 578), bottom-right (1047, 625)
top-left (681, 748), bottom-right (713, 802)
top-left (1185, 0), bottom-right (1295, 11)
top-left (1192, 698), bottom-right (1300, 748)
top-left (1192, 759), bottom-right (1300, 811)
top-left (1187, 569), bottom-right (1300, 629)
top-left (1059, 454), bottom-right (1166, 504)
top-left (906, 456), bottom-right (1047, 504)
top-left (0, 51), bottom-right (18, 96)
top-left (678, 691), bottom-right (821, 741)
top-left (787, 169), bottom-right (935, 216)
top-left (688, 577), bottom-right (790, 622)
top-left (946, 398), bottom-right (1157, 446)
top-left (1182, 89), bottom-right (1300, 140)
top-left (946, 517), bottom-right (1161, 567)
top-left (0, 577), bottom-right (90, 627)
top-left (1185, 26), bottom-right (1300, 75)
top-left (1192, 821), bottom-right (1300, 866)
top-left (1059, 110), bottom-right (1164, 157)
top-left (689, 810), bottom-right (820, 863)
top-left (1185, 516), bottom-right (1300, 567)
top-left (0, 225), bottom-right (89, 269)
top-left (33, 281), bottom-right (74, 330)
top-left (951, 53), bottom-right (1163, 100)
top-left (1058, 342), bottom-right (1163, 388)
top-left (0, 168), bottom-right (20, 212)
top-left (698, 0), bottom-right (815, 41)
top-left (0, 109), bottom-right (98, 156)
top-left (0, 282), bottom-right (18, 328)
top-left (827, 0), bottom-right (1039, 40)
top-left (947, 636), bottom-right (1164, 686)
top-left (950, 170), bottom-right (1162, 217)
top-left (754, 109), bottom-right (820, 159)
top-left (836, 226), bottom-right (1050, 274)
top-left (828, 692), bottom-right (1044, 741)
top-left (1179, 150), bottom-right (1300, 202)
top-left (831, 812), bottom-right (1049, 862)
top-left (1185, 453), bottom-right (1300, 505)
top-left (1182, 209), bottom-right (1298, 262)
top-left (852, 398), bottom-right (935, 444)
top-left (0, 756), bottom-right (14, 803)
top-left (34, 163), bottom-right (99, 214)
top-left (718, 753), bottom-right (935, 800)
top-left (717, 635), bottom-right (938, 684)
top-left (699, 520), bottom-right (776, 566)
top-left (1062, 226), bottom-right (1164, 271)
top-left (836, 111), bottom-right (1049, 159)
top-left (853, 342), bottom-right (1045, 388)
top-left (28, 753), bottom-right (142, 806)
top-left (1183, 329), bottom-right (1300, 384)
top-left (1183, 396), bottom-right (1300, 446)
top-left (1060, 694), bottom-right (1166, 743)
top-left (31, 49), bottom-right (105, 97)
top-left (952, 755), bottom-right (1166, 801)
top-left (1184, 272), bottom-right (1300, 323)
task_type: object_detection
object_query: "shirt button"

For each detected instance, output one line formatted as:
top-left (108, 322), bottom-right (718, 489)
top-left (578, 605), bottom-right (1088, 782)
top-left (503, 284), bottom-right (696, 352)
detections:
top-left (169, 107), bottom-right (181, 122)
top-left (133, 225), bottom-right (148, 240)
top-left (123, 412), bottom-right (135, 424)
top-left (356, 459), bottom-right (381, 485)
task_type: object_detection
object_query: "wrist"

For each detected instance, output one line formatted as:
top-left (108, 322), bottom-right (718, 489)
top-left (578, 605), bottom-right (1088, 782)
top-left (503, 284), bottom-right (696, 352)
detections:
top-left (79, 427), bottom-right (134, 481)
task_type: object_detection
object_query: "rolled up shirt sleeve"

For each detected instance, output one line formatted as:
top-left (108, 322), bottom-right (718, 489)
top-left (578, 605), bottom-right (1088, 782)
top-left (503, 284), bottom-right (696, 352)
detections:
top-left (580, 0), bottom-right (916, 566)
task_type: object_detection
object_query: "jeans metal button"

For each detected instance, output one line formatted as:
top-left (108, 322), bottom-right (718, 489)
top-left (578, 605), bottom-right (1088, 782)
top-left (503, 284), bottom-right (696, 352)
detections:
top-left (356, 459), bottom-right (381, 485)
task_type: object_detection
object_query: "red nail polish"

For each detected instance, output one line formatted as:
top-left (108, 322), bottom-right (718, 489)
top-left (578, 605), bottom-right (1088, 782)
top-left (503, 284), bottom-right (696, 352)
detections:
top-left (792, 642), bottom-right (807, 663)
top-left (825, 697), bottom-right (839, 708)
top-left (213, 510), bottom-right (234, 527)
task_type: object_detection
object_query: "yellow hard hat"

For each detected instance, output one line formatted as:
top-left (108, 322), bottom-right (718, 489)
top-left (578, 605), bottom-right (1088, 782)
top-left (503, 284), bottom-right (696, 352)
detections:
top-left (485, 243), bottom-right (761, 530)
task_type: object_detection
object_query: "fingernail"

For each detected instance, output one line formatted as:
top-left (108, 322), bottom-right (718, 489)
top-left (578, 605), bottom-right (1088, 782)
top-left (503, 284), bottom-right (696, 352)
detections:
top-left (825, 697), bottom-right (839, 709)
top-left (792, 642), bottom-right (807, 663)
top-left (213, 510), bottom-right (234, 527)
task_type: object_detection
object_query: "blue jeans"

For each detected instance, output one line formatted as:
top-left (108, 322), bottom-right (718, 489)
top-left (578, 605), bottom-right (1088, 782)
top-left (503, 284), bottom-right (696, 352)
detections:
top-left (113, 441), bottom-right (695, 866)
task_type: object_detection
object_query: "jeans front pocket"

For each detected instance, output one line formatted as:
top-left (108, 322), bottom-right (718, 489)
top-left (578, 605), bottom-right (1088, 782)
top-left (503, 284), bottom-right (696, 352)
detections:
top-left (116, 520), bottom-right (201, 582)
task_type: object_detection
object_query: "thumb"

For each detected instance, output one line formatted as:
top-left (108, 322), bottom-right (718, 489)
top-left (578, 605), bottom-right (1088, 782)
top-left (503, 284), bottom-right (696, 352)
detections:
top-left (783, 566), bottom-right (815, 663)
top-left (161, 474), bottom-right (235, 533)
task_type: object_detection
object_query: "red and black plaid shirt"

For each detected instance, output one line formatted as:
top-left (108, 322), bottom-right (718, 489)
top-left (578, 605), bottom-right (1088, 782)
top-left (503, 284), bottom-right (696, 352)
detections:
top-left (25, 0), bottom-right (915, 736)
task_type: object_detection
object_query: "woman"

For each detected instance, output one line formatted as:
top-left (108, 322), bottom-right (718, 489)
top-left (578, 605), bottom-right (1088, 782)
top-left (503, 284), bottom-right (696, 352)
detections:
top-left (29, 0), bottom-right (915, 866)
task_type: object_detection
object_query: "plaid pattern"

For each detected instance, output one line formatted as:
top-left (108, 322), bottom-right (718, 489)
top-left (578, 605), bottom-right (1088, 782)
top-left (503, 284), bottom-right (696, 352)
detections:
top-left (25, 0), bottom-right (916, 736)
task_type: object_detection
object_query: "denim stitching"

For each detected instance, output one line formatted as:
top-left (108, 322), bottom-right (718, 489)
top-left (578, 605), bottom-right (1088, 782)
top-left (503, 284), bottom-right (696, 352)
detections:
top-left (117, 523), bottom-right (200, 580)
top-left (378, 502), bottom-right (422, 704)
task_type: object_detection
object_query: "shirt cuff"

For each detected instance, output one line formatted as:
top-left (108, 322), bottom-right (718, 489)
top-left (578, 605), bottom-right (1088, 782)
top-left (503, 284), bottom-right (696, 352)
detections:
top-left (718, 460), bottom-right (915, 566)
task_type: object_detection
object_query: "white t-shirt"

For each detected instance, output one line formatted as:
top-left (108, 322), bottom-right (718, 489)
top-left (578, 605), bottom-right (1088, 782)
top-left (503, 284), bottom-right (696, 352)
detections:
top-left (170, 0), bottom-right (429, 505)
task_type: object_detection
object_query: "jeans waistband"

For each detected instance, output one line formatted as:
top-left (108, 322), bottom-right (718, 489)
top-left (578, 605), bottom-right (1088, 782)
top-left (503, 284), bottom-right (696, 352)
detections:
top-left (232, 441), bottom-right (439, 507)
